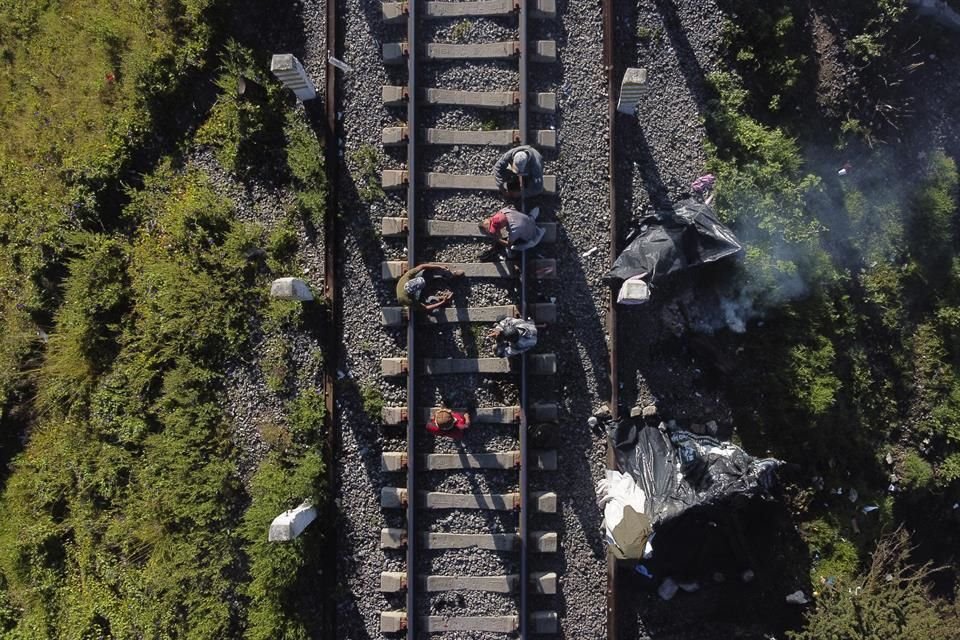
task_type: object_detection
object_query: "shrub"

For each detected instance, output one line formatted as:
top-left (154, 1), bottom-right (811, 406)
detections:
top-left (361, 385), bottom-right (384, 421)
top-left (196, 41), bottom-right (284, 175)
top-left (802, 518), bottom-right (861, 585)
top-left (790, 528), bottom-right (957, 640)
top-left (350, 144), bottom-right (385, 203)
top-left (900, 450), bottom-right (935, 490)
top-left (285, 110), bottom-right (327, 227)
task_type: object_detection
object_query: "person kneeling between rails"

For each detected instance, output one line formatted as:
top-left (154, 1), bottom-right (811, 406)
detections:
top-left (478, 205), bottom-right (544, 260)
top-left (489, 317), bottom-right (538, 357)
top-left (396, 263), bottom-right (465, 313)
top-left (426, 407), bottom-right (471, 440)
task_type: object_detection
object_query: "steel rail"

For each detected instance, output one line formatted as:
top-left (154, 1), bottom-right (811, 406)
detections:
top-left (517, 0), bottom-right (530, 638)
top-left (405, 0), bottom-right (418, 637)
top-left (323, 0), bottom-right (340, 635)
top-left (601, 0), bottom-right (620, 636)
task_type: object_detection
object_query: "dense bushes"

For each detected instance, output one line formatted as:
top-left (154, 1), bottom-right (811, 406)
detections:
top-left (706, 3), bottom-right (959, 629)
top-left (0, 0), bottom-right (222, 408)
top-left (790, 529), bottom-right (960, 640)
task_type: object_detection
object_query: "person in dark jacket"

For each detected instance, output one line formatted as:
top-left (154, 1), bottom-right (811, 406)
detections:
top-left (493, 145), bottom-right (544, 199)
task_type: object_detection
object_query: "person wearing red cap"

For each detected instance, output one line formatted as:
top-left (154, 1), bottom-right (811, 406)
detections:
top-left (477, 205), bottom-right (545, 257)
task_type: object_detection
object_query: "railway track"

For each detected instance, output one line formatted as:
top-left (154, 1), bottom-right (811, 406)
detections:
top-left (375, 0), bottom-right (561, 636)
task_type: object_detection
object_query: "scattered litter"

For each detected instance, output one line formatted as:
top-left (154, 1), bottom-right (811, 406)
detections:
top-left (328, 54), bottom-right (352, 73)
top-left (885, 452), bottom-right (894, 465)
top-left (785, 590), bottom-right (810, 605)
top-left (848, 488), bottom-right (858, 503)
top-left (581, 246), bottom-right (599, 257)
top-left (635, 564), bottom-right (653, 579)
top-left (862, 504), bottom-right (879, 514)
top-left (657, 577), bottom-right (679, 601)
top-left (587, 416), bottom-right (599, 428)
top-left (741, 569), bottom-right (755, 583)
top-left (677, 581), bottom-right (700, 593)
top-left (838, 161), bottom-right (852, 176)
top-left (337, 370), bottom-right (347, 379)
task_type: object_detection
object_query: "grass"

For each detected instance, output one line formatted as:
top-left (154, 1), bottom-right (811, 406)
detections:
top-left (0, 11), bottom-right (331, 632)
top-left (0, 0), bottom-right (221, 408)
top-left (450, 19), bottom-right (472, 43)
top-left (350, 144), bottom-right (385, 203)
top-left (361, 384), bottom-right (384, 422)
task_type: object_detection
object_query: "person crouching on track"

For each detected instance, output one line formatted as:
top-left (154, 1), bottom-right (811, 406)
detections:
top-left (396, 263), bottom-right (465, 312)
top-left (489, 317), bottom-right (538, 357)
top-left (426, 407), bottom-right (471, 439)
top-left (478, 205), bottom-right (545, 261)
top-left (493, 145), bottom-right (544, 200)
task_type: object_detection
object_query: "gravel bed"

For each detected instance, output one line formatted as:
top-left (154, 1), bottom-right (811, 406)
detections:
top-left (329, 0), bottom-right (615, 635)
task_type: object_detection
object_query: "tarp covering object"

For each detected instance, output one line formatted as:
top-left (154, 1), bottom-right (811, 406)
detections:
top-left (603, 419), bottom-right (780, 558)
top-left (605, 199), bottom-right (742, 284)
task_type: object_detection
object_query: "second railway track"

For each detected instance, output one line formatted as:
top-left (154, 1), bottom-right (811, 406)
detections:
top-left (375, 0), bottom-right (561, 636)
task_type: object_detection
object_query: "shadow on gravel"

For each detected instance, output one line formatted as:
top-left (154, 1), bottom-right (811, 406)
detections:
top-left (652, 0), bottom-right (711, 115)
top-left (611, 2), bottom-right (673, 215)
top-left (618, 499), bottom-right (810, 640)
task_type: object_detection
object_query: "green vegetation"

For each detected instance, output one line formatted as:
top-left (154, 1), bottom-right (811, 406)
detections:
top-left (0, 167), bottom-right (260, 636)
top-left (706, 2), bottom-right (960, 633)
top-left (450, 19), bottom-right (472, 43)
top-left (361, 384), bottom-right (384, 421)
top-left (242, 388), bottom-right (326, 640)
top-left (0, 3), bottom-right (330, 634)
top-left (350, 144), bottom-right (385, 203)
top-left (0, 0), bottom-right (221, 408)
top-left (285, 110), bottom-right (328, 228)
top-left (790, 529), bottom-right (960, 640)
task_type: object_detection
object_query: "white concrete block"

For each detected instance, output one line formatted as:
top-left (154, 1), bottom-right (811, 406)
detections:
top-left (270, 54), bottom-right (317, 101)
top-left (270, 277), bottom-right (314, 301)
top-left (268, 502), bottom-right (317, 541)
top-left (617, 67), bottom-right (648, 115)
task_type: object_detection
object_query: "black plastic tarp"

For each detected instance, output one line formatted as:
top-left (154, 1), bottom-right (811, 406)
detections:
top-left (605, 199), bottom-right (742, 283)
top-left (610, 419), bottom-right (780, 527)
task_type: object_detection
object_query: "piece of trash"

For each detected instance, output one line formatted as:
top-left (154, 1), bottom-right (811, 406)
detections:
top-left (535, 265), bottom-right (555, 278)
top-left (587, 416), bottom-right (599, 428)
top-left (785, 590), bottom-right (810, 605)
top-left (851, 517), bottom-right (860, 534)
top-left (862, 504), bottom-right (879, 514)
top-left (657, 577), bottom-right (679, 601)
top-left (690, 174), bottom-right (716, 195)
top-left (635, 564), bottom-right (653, 579)
top-left (337, 370), bottom-right (346, 379)
top-left (741, 569), bottom-right (755, 583)
top-left (328, 54), bottom-right (352, 73)
top-left (848, 488), bottom-right (858, 503)
top-left (678, 581), bottom-right (700, 593)
top-left (581, 247), bottom-right (598, 257)
top-left (838, 162), bottom-right (852, 176)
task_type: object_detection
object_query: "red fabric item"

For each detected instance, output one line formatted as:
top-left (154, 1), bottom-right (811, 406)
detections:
top-left (426, 411), bottom-right (469, 439)
top-left (486, 210), bottom-right (509, 234)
